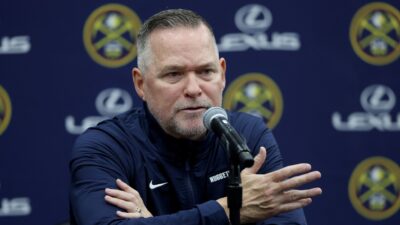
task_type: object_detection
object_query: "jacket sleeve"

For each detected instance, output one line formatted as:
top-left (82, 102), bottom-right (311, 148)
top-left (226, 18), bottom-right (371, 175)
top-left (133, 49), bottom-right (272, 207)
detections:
top-left (237, 114), bottom-right (308, 225)
top-left (69, 127), bottom-right (230, 225)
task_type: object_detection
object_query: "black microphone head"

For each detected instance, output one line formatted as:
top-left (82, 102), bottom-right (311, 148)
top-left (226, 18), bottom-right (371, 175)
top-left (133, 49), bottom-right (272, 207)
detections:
top-left (203, 107), bottom-right (228, 130)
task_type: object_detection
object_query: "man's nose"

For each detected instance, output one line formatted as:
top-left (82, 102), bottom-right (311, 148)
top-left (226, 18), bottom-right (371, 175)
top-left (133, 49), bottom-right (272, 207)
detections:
top-left (184, 73), bottom-right (202, 98)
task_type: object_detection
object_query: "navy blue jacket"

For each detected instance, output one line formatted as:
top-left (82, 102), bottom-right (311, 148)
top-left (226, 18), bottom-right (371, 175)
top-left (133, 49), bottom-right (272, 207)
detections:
top-left (70, 106), bottom-right (307, 225)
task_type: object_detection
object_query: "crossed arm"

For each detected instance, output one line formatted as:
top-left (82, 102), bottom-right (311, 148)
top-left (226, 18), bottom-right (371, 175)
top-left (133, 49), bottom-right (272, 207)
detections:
top-left (105, 147), bottom-right (322, 224)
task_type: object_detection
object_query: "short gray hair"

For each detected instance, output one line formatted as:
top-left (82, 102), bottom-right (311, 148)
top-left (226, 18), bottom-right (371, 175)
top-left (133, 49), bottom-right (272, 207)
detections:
top-left (136, 9), bottom-right (217, 72)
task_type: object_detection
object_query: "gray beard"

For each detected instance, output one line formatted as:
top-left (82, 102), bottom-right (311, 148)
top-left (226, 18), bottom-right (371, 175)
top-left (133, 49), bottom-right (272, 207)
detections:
top-left (147, 104), bottom-right (209, 140)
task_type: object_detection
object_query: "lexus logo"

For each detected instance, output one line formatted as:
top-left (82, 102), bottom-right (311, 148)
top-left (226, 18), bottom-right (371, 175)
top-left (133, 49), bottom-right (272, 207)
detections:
top-left (65, 87), bottom-right (133, 135)
top-left (360, 85), bottom-right (396, 113)
top-left (95, 88), bottom-right (133, 116)
top-left (235, 4), bottom-right (273, 33)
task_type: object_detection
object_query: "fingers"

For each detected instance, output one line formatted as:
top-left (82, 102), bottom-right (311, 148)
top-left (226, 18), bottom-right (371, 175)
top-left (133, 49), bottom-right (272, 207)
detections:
top-left (104, 194), bottom-right (137, 213)
top-left (105, 180), bottom-right (141, 215)
top-left (242, 147), bottom-right (267, 175)
top-left (278, 198), bottom-right (313, 214)
top-left (279, 171), bottom-right (321, 190)
top-left (105, 187), bottom-right (139, 203)
top-left (116, 179), bottom-right (140, 196)
top-left (105, 179), bottom-right (153, 218)
top-left (283, 188), bottom-right (323, 203)
top-left (269, 163), bottom-right (313, 182)
top-left (116, 210), bottom-right (142, 219)
top-left (240, 161), bottom-right (322, 224)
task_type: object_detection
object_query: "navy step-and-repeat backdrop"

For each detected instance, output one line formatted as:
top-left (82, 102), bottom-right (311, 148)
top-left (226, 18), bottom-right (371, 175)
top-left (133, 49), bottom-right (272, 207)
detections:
top-left (1, 0), bottom-right (400, 224)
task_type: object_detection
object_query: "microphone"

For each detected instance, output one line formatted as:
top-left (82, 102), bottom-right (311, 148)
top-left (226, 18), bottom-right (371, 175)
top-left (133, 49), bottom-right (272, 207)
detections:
top-left (203, 107), bottom-right (254, 167)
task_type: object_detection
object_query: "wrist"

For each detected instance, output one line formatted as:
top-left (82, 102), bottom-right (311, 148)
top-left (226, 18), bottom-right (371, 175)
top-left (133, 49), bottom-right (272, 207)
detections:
top-left (216, 197), bottom-right (229, 221)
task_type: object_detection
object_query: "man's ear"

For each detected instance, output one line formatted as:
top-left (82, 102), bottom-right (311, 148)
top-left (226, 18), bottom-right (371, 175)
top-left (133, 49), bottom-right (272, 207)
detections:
top-left (219, 58), bottom-right (227, 89)
top-left (132, 67), bottom-right (145, 101)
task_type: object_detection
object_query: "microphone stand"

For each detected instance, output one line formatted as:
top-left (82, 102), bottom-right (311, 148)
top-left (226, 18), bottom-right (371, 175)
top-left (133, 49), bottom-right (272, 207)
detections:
top-left (222, 136), bottom-right (242, 225)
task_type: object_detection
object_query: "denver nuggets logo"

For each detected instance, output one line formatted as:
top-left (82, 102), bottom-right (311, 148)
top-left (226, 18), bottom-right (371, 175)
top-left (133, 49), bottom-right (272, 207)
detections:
top-left (223, 73), bottom-right (283, 129)
top-left (350, 2), bottom-right (400, 65)
top-left (0, 85), bottom-right (12, 135)
top-left (349, 156), bottom-right (400, 220)
top-left (83, 4), bottom-right (141, 68)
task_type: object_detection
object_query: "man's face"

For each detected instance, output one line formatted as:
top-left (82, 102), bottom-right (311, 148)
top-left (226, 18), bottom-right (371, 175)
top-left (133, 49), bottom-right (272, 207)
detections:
top-left (133, 24), bottom-right (226, 140)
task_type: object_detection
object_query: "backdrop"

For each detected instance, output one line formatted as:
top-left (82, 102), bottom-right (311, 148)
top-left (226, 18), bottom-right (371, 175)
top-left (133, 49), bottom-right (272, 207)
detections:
top-left (1, 0), bottom-right (400, 224)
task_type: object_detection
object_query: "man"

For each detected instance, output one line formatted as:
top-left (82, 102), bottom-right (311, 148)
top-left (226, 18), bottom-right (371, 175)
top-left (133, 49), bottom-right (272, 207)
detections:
top-left (70, 9), bottom-right (322, 225)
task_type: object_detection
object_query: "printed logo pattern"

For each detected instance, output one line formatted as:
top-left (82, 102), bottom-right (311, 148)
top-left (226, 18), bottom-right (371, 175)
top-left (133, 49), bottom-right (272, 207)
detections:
top-left (349, 156), bottom-right (400, 220)
top-left (332, 84), bottom-right (400, 131)
top-left (218, 4), bottom-right (300, 52)
top-left (234, 4), bottom-right (272, 33)
top-left (65, 88), bottom-right (132, 135)
top-left (350, 2), bottom-right (400, 65)
top-left (83, 4), bottom-right (142, 68)
top-left (0, 85), bottom-right (12, 135)
top-left (223, 73), bottom-right (283, 129)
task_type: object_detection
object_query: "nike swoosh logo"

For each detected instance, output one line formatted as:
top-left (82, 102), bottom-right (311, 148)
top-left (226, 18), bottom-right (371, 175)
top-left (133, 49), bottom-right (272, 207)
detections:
top-left (149, 180), bottom-right (168, 190)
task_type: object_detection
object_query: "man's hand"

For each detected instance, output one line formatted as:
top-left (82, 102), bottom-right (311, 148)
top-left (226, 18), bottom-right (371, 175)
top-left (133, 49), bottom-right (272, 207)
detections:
top-left (105, 179), bottom-right (153, 218)
top-left (217, 147), bottom-right (322, 224)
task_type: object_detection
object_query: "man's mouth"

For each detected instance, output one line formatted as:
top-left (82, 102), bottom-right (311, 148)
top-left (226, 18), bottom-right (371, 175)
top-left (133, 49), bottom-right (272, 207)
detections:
top-left (180, 106), bottom-right (206, 113)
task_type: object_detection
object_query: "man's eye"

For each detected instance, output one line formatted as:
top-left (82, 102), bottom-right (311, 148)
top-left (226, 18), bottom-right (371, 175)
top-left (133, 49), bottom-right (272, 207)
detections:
top-left (203, 69), bottom-right (213, 74)
top-left (163, 72), bottom-right (183, 83)
top-left (162, 71), bottom-right (183, 78)
top-left (167, 72), bottom-right (181, 77)
top-left (198, 69), bottom-right (214, 79)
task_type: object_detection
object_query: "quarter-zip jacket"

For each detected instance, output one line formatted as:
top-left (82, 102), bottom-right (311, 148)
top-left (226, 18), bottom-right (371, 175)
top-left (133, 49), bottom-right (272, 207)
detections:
top-left (70, 106), bottom-right (307, 225)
